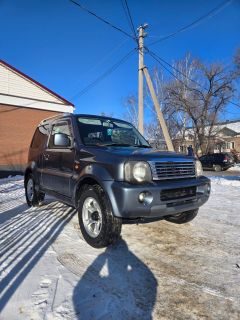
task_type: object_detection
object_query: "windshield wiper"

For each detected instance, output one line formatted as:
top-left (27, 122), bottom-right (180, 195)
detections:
top-left (133, 145), bottom-right (151, 148)
top-left (103, 143), bottom-right (132, 147)
top-left (104, 143), bottom-right (151, 148)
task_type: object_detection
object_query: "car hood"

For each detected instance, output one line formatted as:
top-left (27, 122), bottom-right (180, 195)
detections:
top-left (104, 147), bottom-right (195, 161)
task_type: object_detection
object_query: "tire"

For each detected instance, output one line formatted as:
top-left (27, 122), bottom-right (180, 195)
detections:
top-left (77, 184), bottom-right (122, 248)
top-left (165, 209), bottom-right (198, 224)
top-left (214, 165), bottom-right (222, 172)
top-left (25, 174), bottom-right (45, 207)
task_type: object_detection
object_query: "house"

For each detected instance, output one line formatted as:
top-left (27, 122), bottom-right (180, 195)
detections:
top-left (0, 59), bottom-right (74, 173)
top-left (211, 121), bottom-right (240, 153)
top-left (174, 119), bottom-right (240, 155)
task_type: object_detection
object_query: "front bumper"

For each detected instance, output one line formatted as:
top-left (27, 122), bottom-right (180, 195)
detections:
top-left (104, 176), bottom-right (210, 220)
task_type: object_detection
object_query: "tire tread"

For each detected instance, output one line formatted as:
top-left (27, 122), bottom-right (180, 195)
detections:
top-left (77, 184), bottom-right (122, 248)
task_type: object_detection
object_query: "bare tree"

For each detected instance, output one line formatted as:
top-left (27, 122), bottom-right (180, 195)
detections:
top-left (234, 48), bottom-right (240, 73)
top-left (123, 64), bottom-right (192, 150)
top-left (122, 52), bottom-right (240, 154)
top-left (165, 54), bottom-right (237, 154)
top-left (123, 95), bottom-right (139, 128)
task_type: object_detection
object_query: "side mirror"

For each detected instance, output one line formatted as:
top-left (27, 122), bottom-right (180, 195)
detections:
top-left (54, 133), bottom-right (71, 147)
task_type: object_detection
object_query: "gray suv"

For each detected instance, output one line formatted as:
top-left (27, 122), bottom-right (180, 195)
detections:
top-left (25, 114), bottom-right (210, 248)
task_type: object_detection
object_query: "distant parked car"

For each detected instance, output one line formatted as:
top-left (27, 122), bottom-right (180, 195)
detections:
top-left (199, 153), bottom-right (234, 172)
top-left (227, 151), bottom-right (240, 164)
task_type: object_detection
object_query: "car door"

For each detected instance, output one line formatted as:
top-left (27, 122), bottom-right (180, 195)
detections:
top-left (212, 154), bottom-right (220, 167)
top-left (199, 155), bottom-right (208, 169)
top-left (41, 119), bottom-right (75, 197)
top-left (209, 154), bottom-right (217, 169)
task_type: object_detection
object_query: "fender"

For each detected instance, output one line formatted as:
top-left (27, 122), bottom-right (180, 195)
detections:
top-left (73, 163), bottom-right (115, 207)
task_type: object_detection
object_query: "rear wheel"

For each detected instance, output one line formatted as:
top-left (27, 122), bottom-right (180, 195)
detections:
top-left (165, 209), bottom-right (198, 224)
top-left (214, 164), bottom-right (222, 172)
top-left (77, 184), bottom-right (122, 248)
top-left (25, 174), bottom-right (45, 207)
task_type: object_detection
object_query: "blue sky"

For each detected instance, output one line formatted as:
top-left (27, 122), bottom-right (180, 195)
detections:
top-left (1, 0), bottom-right (240, 120)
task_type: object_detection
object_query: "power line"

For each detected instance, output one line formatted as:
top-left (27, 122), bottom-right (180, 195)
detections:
top-left (146, 48), bottom-right (196, 91)
top-left (123, 0), bottom-right (137, 40)
top-left (146, 47), bottom-right (240, 109)
top-left (70, 48), bottom-right (136, 100)
top-left (146, 48), bottom-right (201, 88)
top-left (121, 0), bottom-right (136, 39)
top-left (228, 101), bottom-right (240, 108)
top-left (223, 110), bottom-right (240, 115)
top-left (81, 38), bottom-right (129, 76)
top-left (70, 38), bottom-right (130, 93)
top-left (70, 0), bottom-right (135, 40)
top-left (148, 0), bottom-right (233, 46)
top-left (147, 50), bottom-right (184, 84)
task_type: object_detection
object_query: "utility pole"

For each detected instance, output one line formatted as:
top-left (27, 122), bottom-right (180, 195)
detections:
top-left (137, 24), bottom-right (147, 135)
top-left (143, 67), bottom-right (174, 151)
top-left (137, 24), bottom-right (174, 151)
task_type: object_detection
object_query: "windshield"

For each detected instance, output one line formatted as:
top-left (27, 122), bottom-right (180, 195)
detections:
top-left (77, 117), bottom-right (150, 148)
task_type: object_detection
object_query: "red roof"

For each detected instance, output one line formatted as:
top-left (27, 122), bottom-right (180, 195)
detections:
top-left (0, 59), bottom-right (74, 107)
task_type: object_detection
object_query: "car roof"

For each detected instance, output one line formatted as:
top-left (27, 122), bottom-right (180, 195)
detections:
top-left (201, 153), bottom-right (225, 157)
top-left (39, 113), bottom-right (132, 127)
top-left (74, 114), bottom-right (131, 124)
top-left (39, 113), bottom-right (71, 126)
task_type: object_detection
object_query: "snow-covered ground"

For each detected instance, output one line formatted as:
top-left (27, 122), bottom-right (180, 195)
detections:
top-left (228, 163), bottom-right (240, 172)
top-left (0, 176), bottom-right (240, 319)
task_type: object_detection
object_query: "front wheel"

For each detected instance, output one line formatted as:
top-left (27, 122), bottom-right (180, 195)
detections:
top-left (165, 209), bottom-right (198, 224)
top-left (25, 174), bottom-right (45, 207)
top-left (77, 184), bottom-right (122, 248)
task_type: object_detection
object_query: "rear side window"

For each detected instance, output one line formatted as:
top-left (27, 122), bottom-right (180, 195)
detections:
top-left (31, 125), bottom-right (49, 149)
top-left (216, 154), bottom-right (224, 160)
top-left (210, 155), bottom-right (217, 161)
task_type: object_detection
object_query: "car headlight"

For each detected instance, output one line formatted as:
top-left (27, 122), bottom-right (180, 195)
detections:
top-left (125, 161), bottom-right (152, 183)
top-left (195, 160), bottom-right (203, 177)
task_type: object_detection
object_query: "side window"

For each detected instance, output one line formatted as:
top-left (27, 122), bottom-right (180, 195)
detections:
top-left (212, 155), bottom-right (218, 162)
top-left (31, 124), bottom-right (49, 149)
top-left (200, 156), bottom-right (207, 161)
top-left (48, 121), bottom-right (73, 149)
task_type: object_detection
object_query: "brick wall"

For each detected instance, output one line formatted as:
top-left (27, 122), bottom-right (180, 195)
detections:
top-left (0, 104), bottom-right (60, 168)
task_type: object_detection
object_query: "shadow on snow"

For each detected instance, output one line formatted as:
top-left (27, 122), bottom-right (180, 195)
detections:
top-left (0, 200), bottom-right (75, 312)
top-left (73, 239), bottom-right (158, 319)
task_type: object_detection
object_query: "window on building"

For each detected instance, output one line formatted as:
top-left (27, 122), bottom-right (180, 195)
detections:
top-left (179, 145), bottom-right (186, 153)
top-left (226, 141), bottom-right (235, 150)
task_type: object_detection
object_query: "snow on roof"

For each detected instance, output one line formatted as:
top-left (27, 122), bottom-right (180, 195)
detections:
top-left (181, 119), bottom-right (240, 137)
top-left (219, 120), bottom-right (240, 133)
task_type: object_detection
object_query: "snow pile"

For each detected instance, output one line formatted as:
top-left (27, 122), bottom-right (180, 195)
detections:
top-left (0, 176), bottom-right (25, 215)
top-left (0, 175), bottom-right (24, 185)
top-left (210, 175), bottom-right (240, 187)
top-left (227, 164), bottom-right (240, 172)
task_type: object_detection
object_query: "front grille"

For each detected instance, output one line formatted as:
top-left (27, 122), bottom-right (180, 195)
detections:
top-left (149, 161), bottom-right (196, 180)
top-left (161, 186), bottom-right (196, 201)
